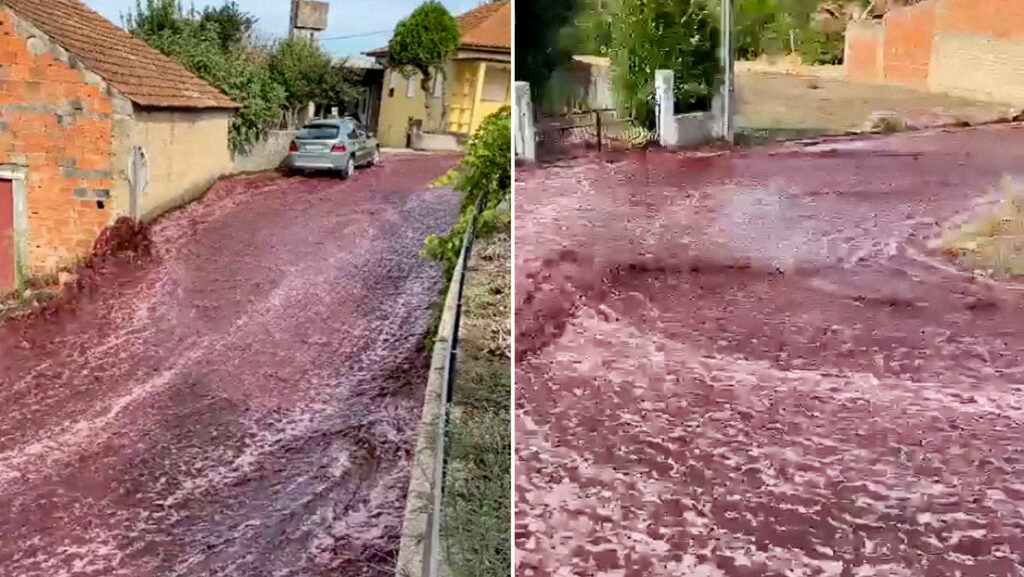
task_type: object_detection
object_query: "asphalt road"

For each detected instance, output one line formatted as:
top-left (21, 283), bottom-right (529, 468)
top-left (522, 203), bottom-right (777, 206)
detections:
top-left (0, 154), bottom-right (459, 577)
top-left (516, 126), bottom-right (1024, 577)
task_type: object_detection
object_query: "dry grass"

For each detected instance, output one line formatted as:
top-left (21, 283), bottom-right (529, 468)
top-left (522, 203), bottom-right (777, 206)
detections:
top-left (943, 175), bottom-right (1024, 276)
top-left (735, 70), bottom-right (1014, 135)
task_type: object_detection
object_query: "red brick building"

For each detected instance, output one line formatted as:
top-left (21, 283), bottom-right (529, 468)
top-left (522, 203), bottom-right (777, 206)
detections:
top-left (0, 0), bottom-right (239, 293)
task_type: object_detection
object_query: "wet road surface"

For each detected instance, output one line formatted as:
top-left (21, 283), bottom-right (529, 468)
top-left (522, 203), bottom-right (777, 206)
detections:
top-left (516, 126), bottom-right (1024, 576)
top-left (0, 154), bottom-right (459, 576)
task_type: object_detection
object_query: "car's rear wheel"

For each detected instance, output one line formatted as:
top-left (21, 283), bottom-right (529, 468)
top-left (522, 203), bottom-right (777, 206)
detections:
top-left (369, 147), bottom-right (381, 167)
top-left (341, 155), bottom-right (355, 179)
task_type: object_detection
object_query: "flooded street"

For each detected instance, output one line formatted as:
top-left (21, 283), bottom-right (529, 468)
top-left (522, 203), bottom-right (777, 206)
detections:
top-left (516, 126), bottom-right (1024, 576)
top-left (0, 154), bottom-right (459, 576)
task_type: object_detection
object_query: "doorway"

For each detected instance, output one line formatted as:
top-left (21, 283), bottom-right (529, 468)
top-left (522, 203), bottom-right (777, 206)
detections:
top-left (1, 178), bottom-right (14, 293)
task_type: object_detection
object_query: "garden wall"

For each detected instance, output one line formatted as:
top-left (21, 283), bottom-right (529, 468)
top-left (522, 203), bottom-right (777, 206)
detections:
top-left (845, 0), bottom-right (1024, 105)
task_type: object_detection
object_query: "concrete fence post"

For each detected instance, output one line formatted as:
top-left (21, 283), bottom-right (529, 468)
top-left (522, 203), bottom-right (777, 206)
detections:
top-left (514, 81), bottom-right (536, 162)
top-left (655, 70), bottom-right (676, 147)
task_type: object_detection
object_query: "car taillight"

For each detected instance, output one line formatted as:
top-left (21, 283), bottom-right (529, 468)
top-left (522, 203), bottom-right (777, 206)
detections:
top-left (332, 143), bottom-right (347, 153)
top-left (289, 141), bottom-right (298, 152)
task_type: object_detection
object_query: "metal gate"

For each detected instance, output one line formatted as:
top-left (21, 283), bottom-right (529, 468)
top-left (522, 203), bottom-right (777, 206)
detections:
top-left (537, 109), bottom-right (656, 160)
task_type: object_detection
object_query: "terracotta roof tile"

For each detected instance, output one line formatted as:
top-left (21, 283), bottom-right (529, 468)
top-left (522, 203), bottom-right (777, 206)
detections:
top-left (457, 0), bottom-right (510, 51)
top-left (3, 0), bottom-right (239, 109)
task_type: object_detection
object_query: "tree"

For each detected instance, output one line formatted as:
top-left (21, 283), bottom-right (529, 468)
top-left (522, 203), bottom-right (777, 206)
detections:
top-left (610, 0), bottom-right (719, 126)
top-left (123, 0), bottom-right (188, 38)
top-left (388, 1), bottom-right (461, 132)
top-left (560, 0), bottom-right (613, 56)
top-left (268, 38), bottom-right (353, 121)
top-left (268, 39), bottom-right (326, 109)
top-left (732, 0), bottom-right (872, 64)
top-left (199, 1), bottom-right (256, 51)
top-left (125, 0), bottom-right (286, 151)
top-left (515, 0), bottom-right (578, 100)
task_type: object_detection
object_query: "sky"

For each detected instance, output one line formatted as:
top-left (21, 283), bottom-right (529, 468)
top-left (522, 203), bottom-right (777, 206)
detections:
top-left (84, 0), bottom-right (484, 57)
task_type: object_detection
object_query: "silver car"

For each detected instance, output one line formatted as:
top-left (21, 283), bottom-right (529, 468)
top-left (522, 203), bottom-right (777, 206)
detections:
top-left (286, 117), bottom-right (381, 178)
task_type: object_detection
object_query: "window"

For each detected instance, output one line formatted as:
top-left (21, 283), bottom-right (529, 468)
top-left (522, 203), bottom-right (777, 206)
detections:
top-left (388, 69), bottom-right (397, 98)
top-left (296, 124), bottom-right (341, 140)
top-left (407, 74), bottom-right (417, 98)
top-left (481, 66), bottom-right (510, 102)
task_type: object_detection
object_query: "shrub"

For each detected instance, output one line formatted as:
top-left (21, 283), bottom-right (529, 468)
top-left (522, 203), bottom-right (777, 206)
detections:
top-left (515, 0), bottom-right (579, 100)
top-left (610, 0), bottom-right (719, 126)
top-left (422, 107), bottom-right (511, 280)
top-left (733, 0), bottom-right (869, 65)
top-left (269, 38), bottom-right (356, 121)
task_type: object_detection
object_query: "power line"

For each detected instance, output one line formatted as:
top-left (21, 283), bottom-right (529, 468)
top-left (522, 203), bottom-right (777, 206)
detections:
top-left (318, 29), bottom-right (392, 42)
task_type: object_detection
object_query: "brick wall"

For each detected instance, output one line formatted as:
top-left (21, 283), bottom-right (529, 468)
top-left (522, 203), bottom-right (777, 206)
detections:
top-left (928, 0), bottom-right (1024, 104)
top-left (938, 0), bottom-right (1024, 42)
top-left (882, 0), bottom-right (936, 87)
top-left (0, 7), bottom-right (118, 274)
top-left (845, 21), bottom-right (885, 83)
top-left (845, 0), bottom-right (1024, 105)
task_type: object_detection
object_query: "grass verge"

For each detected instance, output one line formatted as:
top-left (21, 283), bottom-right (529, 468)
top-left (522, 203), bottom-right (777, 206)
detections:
top-left (943, 175), bottom-right (1024, 276)
top-left (443, 223), bottom-right (510, 577)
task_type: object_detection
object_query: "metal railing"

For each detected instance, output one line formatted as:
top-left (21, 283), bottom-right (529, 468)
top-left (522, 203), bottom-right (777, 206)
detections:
top-left (426, 193), bottom-right (485, 577)
top-left (396, 191), bottom-right (488, 577)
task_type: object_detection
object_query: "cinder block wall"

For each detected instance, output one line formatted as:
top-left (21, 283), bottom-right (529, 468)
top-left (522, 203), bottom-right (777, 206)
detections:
top-left (928, 0), bottom-right (1024, 104)
top-left (0, 7), bottom-right (124, 274)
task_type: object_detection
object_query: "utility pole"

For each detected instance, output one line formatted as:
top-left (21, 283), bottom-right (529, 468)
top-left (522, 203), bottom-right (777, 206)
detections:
top-left (720, 0), bottom-right (735, 143)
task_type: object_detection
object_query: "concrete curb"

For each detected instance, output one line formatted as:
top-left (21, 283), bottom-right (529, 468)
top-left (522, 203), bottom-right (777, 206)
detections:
top-left (394, 231), bottom-right (473, 577)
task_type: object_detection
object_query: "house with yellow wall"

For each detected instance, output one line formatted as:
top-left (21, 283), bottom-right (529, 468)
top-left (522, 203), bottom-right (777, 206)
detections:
top-left (368, 0), bottom-right (511, 149)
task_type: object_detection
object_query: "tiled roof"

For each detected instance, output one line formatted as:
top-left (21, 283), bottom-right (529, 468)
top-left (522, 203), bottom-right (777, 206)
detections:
top-left (457, 0), bottom-right (510, 51)
top-left (367, 0), bottom-right (511, 56)
top-left (3, 0), bottom-right (239, 109)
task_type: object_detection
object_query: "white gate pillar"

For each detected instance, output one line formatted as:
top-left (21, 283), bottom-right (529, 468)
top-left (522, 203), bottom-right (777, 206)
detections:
top-left (514, 82), bottom-right (536, 162)
top-left (655, 70), bottom-right (676, 147)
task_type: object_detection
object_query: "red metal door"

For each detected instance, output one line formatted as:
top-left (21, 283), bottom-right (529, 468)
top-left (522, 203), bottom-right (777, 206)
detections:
top-left (0, 179), bottom-right (14, 293)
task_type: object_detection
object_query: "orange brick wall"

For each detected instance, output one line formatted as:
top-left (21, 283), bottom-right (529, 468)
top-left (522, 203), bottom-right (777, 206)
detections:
top-left (0, 7), bottom-right (117, 273)
top-left (928, 0), bottom-right (1024, 104)
top-left (938, 0), bottom-right (1024, 42)
top-left (845, 21), bottom-right (885, 83)
top-left (882, 0), bottom-right (936, 87)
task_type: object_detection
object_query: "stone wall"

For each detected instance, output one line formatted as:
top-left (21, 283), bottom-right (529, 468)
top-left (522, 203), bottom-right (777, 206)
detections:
top-left (0, 6), bottom-right (126, 274)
